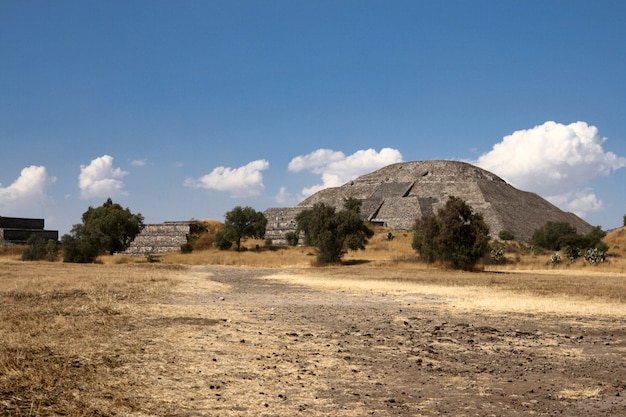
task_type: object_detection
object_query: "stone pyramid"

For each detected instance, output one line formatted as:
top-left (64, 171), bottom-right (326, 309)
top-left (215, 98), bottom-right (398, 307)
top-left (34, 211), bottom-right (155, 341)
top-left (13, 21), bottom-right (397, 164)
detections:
top-left (265, 160), bottom-right (592, 243)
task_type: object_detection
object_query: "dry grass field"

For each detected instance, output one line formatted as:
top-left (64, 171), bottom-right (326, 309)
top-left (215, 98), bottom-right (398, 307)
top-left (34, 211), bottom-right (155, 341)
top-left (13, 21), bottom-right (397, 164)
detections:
top-left (1, 228), bottom-right (625, 415)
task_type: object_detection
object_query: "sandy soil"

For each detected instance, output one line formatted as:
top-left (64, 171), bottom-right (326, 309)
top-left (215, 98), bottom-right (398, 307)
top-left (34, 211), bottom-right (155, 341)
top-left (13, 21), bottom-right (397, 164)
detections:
top-left (112, 265), bottom-right (626, 416)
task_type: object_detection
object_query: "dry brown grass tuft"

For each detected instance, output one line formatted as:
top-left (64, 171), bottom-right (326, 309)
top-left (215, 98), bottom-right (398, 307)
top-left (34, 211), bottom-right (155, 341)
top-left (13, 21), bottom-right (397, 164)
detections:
top-left (0, 262), bottom-right (182, 416)
top-left (0, 245), bottom-right (24, 261)
top-left (605, 226), bottom-right (626, 255)
top-left (191, 219), bottom-right (224, 250)
top-left (558, 386), bottom-right (603, 400)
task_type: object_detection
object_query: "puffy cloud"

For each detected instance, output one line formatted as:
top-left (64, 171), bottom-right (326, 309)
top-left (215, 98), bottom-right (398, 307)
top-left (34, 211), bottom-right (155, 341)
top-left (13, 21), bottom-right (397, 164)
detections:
top-left (79, 155), bottom-right (128, 199)
top-left (475, 121), bottom-right (626, 217)
top-left (288, 148), bottom-right (403, 197)
top-left (0, 166), bottom-right (56, 214)
top-left (184, 159), bottom-right (269, 198)
top-left (274, 186), bottom-right (302, 206)
top-left (549, 189), bottom-right (604, 217)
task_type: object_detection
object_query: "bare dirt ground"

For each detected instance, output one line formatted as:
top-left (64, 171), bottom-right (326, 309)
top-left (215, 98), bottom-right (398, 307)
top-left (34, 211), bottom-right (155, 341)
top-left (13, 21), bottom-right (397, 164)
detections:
top-left (112, 267), bottom-right (626, 415)
top-left (2, 263), bottom-right (626, 416)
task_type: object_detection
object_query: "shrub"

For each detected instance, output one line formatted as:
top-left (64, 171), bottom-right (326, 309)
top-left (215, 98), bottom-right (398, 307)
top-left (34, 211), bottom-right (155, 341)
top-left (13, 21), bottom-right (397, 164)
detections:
top-left (490, 241), bottom-right (506, 263)
top-left (180, 242), bottom-right (193, 254)
top-left (562, 245), bottom-right (580, 263)
top-left (498, 230), bottom-right (515, 241)
top-left (285, 231), bottom-right (299, 246)
top-left (22, 236), bottom-right (58, 261)
top-left (145, 253), bottom-right (159, 263)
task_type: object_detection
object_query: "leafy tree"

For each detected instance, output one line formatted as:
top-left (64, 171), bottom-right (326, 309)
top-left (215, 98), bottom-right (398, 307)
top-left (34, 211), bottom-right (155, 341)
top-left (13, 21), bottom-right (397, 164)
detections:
top-left (531, 221), bottom-right (577, 251)
top-left (584, 226), bottom-right (608, 252)
top-left (220, 206), bottom-right (267, 251)
top-left (412, 196), bottom-right (490, 271)
top-left (411, 214), bottom-right (441, 264)
top-left (296, 198), bottom-right (374, 264)
top-left (61, 198), bottom-right (144, 263)
top-left (214, 229), bottom-right (233, 250)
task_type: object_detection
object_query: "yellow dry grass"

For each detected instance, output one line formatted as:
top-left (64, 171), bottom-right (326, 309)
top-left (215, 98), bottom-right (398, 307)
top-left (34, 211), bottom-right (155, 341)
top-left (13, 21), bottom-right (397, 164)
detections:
top-left (260, 263), bottom-right (626, 317)
top-left (558, 386), bottom-right (603, 400)
top-left (0, 261), bottom-right (185, 415)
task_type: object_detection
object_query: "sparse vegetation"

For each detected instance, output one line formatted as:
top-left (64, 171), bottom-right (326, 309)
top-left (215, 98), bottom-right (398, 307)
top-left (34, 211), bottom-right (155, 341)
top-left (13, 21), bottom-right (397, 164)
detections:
top-left (180, 242), bottom-right (193, 253)
top-left (489, 240), bottom-right (507, 263)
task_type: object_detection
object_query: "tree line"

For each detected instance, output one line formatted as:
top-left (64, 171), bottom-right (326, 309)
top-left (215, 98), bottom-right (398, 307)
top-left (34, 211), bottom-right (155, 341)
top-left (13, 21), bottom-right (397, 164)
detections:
top-left (21, 196), bottom-right (616, 269)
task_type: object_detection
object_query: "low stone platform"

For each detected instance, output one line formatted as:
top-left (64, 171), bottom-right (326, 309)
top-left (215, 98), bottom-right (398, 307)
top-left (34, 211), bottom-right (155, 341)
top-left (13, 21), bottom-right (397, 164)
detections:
top-left (123, 221), bottom-right (192, 255)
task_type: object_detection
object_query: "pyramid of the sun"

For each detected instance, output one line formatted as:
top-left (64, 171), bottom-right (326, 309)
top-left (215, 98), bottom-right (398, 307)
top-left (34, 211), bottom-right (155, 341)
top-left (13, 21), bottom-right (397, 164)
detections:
top-left (264, 160), bottom-right (592, 243)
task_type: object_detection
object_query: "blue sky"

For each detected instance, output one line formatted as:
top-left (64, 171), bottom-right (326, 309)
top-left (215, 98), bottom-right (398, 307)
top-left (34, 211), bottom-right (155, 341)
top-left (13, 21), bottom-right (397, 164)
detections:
top-left (2, 1), bottom-right (625, 235)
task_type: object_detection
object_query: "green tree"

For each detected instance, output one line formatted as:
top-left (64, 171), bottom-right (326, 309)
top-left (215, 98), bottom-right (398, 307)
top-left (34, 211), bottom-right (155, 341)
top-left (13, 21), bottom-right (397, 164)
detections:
top-left (584, 226), bottom-right (608, 252)
top-left (61, 198), bottom-right (144, 263)
top-left (412, 196), bottom-right (490, 271)
top-left (214, 229), bottom-right (234, 250)
top-left (531, 221), bottom-right (577, 251)
top-left (411, 214), bottom-right (441, 264)
top-left (220, 206), bottom-right (267, 251)
top-left (296, 198), bottom-right (374, 264)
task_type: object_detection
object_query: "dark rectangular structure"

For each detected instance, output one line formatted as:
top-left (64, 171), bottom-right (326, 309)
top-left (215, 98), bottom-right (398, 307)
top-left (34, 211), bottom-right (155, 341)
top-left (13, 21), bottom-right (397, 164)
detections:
top-left (0, 216), bottom-right (45, 230)
top-left (0, 216), bottom-right (58, 244)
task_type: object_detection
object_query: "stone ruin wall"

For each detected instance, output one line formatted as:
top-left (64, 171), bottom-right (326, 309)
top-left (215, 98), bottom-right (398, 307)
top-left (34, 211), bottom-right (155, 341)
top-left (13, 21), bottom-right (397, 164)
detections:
top-left (264, 207), bottom-right (306, 245)
top-left (123, 221), bottom-right (192, 255)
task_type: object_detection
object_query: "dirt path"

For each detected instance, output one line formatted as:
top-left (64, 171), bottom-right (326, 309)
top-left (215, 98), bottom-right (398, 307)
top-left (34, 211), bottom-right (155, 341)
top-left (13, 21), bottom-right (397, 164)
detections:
top-left (111, 265), bottom-right (625, 416)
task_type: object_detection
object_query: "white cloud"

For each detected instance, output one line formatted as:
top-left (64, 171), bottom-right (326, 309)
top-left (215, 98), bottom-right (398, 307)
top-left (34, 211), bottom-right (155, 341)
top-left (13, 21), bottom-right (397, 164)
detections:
top-left (131, 159), bottom-right (146, 167)
top-left (0, 166), bottom-right (56, 214)
top-left (79, 155), bottom-right (128, 199)
top-left (184, 159), bottom-right (270, 198)
top-left (288, 147), bottom-right (403, 197)
top-left (548, 189), bottom-right (604, 218)
top-left (274, 186), bottom-right (299, 206)
top-left (475, 121), bottom-right (626, 218)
